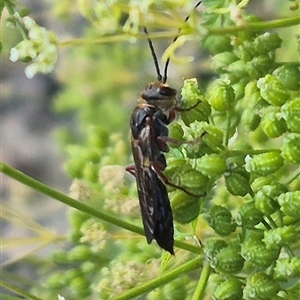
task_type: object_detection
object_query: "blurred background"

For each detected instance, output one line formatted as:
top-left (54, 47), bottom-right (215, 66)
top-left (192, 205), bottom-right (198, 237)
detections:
top-left (1, 0), bottom-right (299, 298)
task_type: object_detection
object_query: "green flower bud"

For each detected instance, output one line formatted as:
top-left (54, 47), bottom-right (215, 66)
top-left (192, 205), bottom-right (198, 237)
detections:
top-left (236, 201), bottom-right (264, 227)
top-left (69, 211), bottom-right (90, 243)
top-left (195, 154), bottom-right (226, 177)
top-left (212, 278), bottom-right (243, 300)
top-left (234, 44), bottom-right (254, 62)
top-left (168, 122), bottom-right (184, 141)
top-left (69, 277), bottom-right (91, 298)
top-left (243, 272), bottom-right (279, 300)
top-left (212, 52), bottom-right (238, 73)
top-left (184, 122), bottom-right (223, 158)
top-left (64, 268), bottom-right (83, 283)
top-left (225, 168), bottom-right (252, 197)
top-left (252, 32), bottom-right (282, 54)
top-left (213, 112), bottom-right (239, 140)
top-left (281, 133), bottom-right (300, 163)
top-left (87, 127), bottom-right (109, 149)
top-left (251, 176), bottom-right (273, 191)
top-left (260, 107), bottom-right (287, 138)
top-left (203, 35), bottom-right (232, 54)
top-left (243, 228), bottom-right (264, 244)
top-left (180, 168), bottom-right (209, 195)
top-left (46, 273), bottom-right (66, 289)
top-left (245, 151), bottom-right (284, 175)
top-left (85, 148), bottom-right (101, 164)
top-left (204, 205), bottom-right (236, 236)
top-left (185, 138), bottom-right (214, 159)
top-left (166, 157), bottom-right (186, 169)
top-left (274, 257), bottom-right (300, 280)
top-left (277, 191), bottom-right (300, 218)
top-left (246, 55), bottom-right (274, 79)
top-left (163, 279), bottom-right (188, 300)
top-left (165, 158), bottom-right (208, 193)
top-left (281, 98), bottom-right (300, 133)
top-left (170, 190), bottom-right (200, 224)
top-left (164, 159), bottom-right (190, 187)
top-left (180, 78), bottom-right (211, 125)
top-left (273, 63), bottom-right (300, 91)
top-left (65, 157), bottom-right (85, 178)
top-left (290, 2), bottom-right (299, 11)
top-left (67, 244), bottom-right (92, 262)
top-left (19, 8), bottom-right (31, 17)
top-left (253, 182), bottom-right (286, 215)
top-left (257, 74), bottom-right (290, 106)
top-left (201, 123), bottom-right (224, 150)
top-left (244, 80), bottom-right (264, 105)
top-left (227, 60), bottom-right (248, 77)
top-left (222, 73), bottom-right (240, 85)
top-left (263, 225), bottom-right (299, 249)
top-left (241, 240), bottom-right (280, 268)
top-left (52, 250), bottom-right (69, 263)
top-left (181, 100), bottom-right (212, 126)
top-left (211, 244), bottom-right (244, 274)
top-left (82, 162), bottom-right (99, 183)
top-left (232, 79), bottom-right (248, 101)
top-left (241, 108), bottom-right (261, 131)
top-left (207, 79), bottom-right (235, 112)
top-left (204, 238), bottom-right (227, 260)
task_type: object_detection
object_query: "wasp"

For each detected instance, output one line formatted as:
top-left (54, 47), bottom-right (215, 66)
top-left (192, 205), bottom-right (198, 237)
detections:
top-left (126, 2), bottom-right (202, 255)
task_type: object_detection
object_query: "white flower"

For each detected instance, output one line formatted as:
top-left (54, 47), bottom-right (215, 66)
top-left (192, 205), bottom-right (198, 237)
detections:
top-left (25, 63), bottom-right (39, 79)
top-left (9, 48), bottom-right (19, 62)
top-left (9, 16), bottom-right (58, 78)
top-left (23, 16), bottom-right (36, 30)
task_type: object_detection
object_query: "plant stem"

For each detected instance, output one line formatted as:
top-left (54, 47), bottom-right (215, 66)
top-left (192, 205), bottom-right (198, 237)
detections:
top-left (4, 0), bottom-right (28, 39)
top-left (59, 15), bottom-right (300, 47)
top-left (191, 259), bottom-right (211, 300)
top-left (113, 256), bottom-right (203, 300)
top-left (0, 280), bottom-right (42, 300)
top-left (227, 149), bottom-right (281, 157)
top-left (208, 15), bottom-right (300, 35)
top-left (0, 161), bottom-right (201, 254)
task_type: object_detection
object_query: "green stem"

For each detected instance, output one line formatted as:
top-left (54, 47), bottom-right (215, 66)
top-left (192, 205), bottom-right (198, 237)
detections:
top-left (227, 149), bottom-right (281, 157)
top-left (0, 161), bottom-right (201, 254)
top-left (266, 215), bottom-right (278, 229)
top-left (224, 109), bottom-right (232, 147)
top-left (208, 15), bottom-right (300, 35)
top-left (0, 280), bottom-right (42, 300)
top-left (59, 15), bottom-right (300, 47)
top-left (113, 256), bottom-right (203, 300)
top-left (282, 167), bottom-right (300, 186)
top-left (191, 259), bottom-right (211, 300)
top-left (4, 0), bottom-right (28, 39)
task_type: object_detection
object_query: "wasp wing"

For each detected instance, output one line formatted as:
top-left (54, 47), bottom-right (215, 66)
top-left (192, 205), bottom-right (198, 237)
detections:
top-left (130, 106), bottom-right (174, 254)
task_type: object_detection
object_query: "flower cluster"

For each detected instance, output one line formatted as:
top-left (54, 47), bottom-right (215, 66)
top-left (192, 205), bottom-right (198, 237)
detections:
top-left (163, 12), bottom-right (299, 297)
top-left (9, 15), bottom-right (58, 78)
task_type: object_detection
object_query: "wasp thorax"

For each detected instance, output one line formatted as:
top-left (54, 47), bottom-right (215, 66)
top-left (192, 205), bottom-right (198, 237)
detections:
top-left (139, 81), bottom-right (177, 111)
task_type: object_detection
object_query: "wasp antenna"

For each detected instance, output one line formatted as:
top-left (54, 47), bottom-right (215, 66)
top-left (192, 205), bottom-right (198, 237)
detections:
top-left (144, 27), bottom-right (163, 82)
top-left (162, 1), bottom-right (202, 84)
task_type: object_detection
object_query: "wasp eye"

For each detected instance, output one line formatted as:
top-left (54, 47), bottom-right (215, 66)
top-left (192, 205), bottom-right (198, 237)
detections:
top-left (158, 86), bottom-right (176, 97)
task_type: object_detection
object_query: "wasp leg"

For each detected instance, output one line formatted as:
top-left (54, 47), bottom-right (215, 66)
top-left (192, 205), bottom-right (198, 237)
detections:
top-left (151, 162), bottom-right (206, 198)
top-left (157, 131), bottom-right (206, 147)
top-left (168, 99), bottom-right (202, 122)
top-left (126, 165), bottom-right (136, 177)
top-left (175, 99), bottom-right (201, 112)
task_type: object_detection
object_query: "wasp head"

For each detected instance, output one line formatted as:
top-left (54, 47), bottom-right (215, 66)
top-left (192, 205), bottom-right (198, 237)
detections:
top-left (139, 81), bottom-right (177, 112)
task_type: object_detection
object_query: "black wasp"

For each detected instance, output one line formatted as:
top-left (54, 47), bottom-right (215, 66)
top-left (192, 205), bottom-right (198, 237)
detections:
top-left (126, 2), bottom-right (202, 255)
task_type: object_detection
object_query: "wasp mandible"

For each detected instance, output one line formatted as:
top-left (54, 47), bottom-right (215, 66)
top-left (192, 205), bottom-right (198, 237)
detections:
top-left (126, 1), bottom-right (202, 255)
